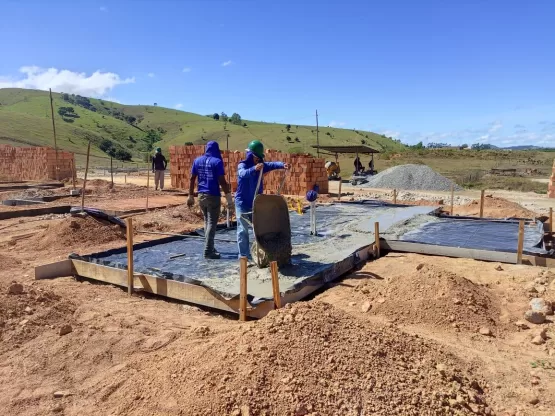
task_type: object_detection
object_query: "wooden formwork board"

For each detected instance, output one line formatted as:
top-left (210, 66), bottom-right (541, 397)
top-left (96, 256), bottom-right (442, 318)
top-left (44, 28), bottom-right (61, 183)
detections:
top-left (35, 243), bottom-right (373, 319)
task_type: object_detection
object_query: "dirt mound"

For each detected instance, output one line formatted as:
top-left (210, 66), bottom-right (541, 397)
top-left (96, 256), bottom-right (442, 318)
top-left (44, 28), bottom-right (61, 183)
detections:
top-left (369, 264), bottom-right (500, 335)
top-left (0, 282), bottom-right (77, 353)
top-left (460, 196), bottom-right (537, 218)
top-left (0, 254), bottom-right (23, 269)
top-left (35, 215), bottom-right (125, 250)
top-left (101, 301), bottom-right (491, 415)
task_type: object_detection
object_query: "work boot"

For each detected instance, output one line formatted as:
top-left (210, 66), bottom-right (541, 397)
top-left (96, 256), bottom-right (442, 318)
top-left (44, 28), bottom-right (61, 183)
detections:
top-left (204, 251), bottom-right (221, 260)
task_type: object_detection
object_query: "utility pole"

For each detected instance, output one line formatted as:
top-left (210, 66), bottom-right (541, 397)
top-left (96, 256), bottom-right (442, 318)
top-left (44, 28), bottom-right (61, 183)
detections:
top-left (49, 88), bottom-right (60, 181)
top-left (315, 109), bottom-right (320, 157)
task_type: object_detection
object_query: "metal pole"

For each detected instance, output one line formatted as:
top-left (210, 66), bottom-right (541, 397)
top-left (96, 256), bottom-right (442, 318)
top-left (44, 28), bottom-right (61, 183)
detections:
top-left (49, 88), bottom-right (59, 181)
top-left (81, 141), bottom-right (91, 210)
top-left (110, 157), bottom-right (114, 189)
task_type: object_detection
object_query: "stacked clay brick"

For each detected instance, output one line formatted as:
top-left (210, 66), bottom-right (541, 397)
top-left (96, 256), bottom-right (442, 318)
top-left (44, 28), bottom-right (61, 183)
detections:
top-left (170, 145), bottom-right (328, 195)
top-left (548, 159), bottom-right (555, 198)
top-left (0, 145), bottom-right (74, 181)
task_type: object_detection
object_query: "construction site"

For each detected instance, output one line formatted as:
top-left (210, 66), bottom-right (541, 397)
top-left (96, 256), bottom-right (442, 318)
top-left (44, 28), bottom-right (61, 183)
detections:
top-left (1, 142), bottom-right (555, 416)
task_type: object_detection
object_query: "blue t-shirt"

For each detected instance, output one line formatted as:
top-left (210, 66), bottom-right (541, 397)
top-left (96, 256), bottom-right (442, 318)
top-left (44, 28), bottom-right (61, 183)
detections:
top-left (192, 155), bottom-right (225, 196)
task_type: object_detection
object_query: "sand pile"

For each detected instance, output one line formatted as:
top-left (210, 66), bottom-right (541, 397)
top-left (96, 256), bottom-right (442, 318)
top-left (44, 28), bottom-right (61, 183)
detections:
top-left (104, 301), bottom-right (491, 415)
top-left (362, 164), bottom-right (463, 191)
top-left (0, 282), bottom-right (77, 353)
top-left (35, 215), bottom-right (125, 250)
top-left (370, 264), bottom-right (500, 334)
top-left (460, 196), bottom-right (537, 219)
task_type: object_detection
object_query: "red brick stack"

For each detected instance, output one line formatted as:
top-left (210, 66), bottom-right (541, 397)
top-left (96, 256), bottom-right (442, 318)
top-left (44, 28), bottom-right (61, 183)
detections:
top-left (548, 159), bottom-right (555, 198)
top-left (169, 145), bottom-right (328, 195)
top-left (0, 145), bottom-right (75, 181)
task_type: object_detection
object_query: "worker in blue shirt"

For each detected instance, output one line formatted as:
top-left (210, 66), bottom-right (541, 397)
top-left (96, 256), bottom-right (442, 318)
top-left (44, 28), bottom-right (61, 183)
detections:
top-left (188, 141), bottom-right (233, 259)
top-left (235, 140), bottom-right (290, 258)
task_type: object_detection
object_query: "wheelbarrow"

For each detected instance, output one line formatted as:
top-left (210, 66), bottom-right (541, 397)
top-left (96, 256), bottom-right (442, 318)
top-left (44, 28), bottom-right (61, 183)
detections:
top-left (250, 170), bottom-right (292, 268)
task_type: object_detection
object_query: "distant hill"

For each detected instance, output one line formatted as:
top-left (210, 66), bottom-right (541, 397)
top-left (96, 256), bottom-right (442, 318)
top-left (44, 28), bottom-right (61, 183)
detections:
top-left (0, 88), bottom-right (405, 164)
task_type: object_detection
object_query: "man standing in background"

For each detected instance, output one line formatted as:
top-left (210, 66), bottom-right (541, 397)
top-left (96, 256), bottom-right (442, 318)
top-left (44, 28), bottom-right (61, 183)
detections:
top-left (152, 147), bottom-right (168, 191)
top-left (188, 141), bottom-right (233, 259)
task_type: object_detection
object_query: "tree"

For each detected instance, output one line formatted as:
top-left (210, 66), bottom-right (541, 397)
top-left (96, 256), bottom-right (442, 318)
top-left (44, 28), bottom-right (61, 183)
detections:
top-left (286, 136), bottom-right (292, 141)
top-left (213, 113), bottom-right (220, 120)
top-left (154, 103), bottom-right (158, 106)
top-left (242, 122), bottom-right (247, 127)
top-left (461, 143), bottom-right (469, 149)
top-left (115, 149), bottom-right (132, 161)
top-left (286, 124), bottom-right (291, 132)
top-left (99, 139), bottom-right (113, 153)
top-left (412, 141), bottom-right (424, 150)
top-left (230, 113), bottom-right (242, 125)
top-left (220, 112), bottom-right (228, 122)
top-left (125, 115), bottom-right (137, 125)
top-left (185, 142), bottom-right (194, 146)
top-left (361, 139), bottom-right (367, 144)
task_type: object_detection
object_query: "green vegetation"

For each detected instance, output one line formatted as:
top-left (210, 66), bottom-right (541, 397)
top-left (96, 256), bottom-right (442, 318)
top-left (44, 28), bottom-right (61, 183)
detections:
top-left (0, 88), bottom-right (405, 165)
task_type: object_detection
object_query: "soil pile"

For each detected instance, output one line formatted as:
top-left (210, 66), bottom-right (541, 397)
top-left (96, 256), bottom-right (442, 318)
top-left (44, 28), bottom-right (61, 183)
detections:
top-left (0, 254), bottom-right (23, 270)
top-left (0, 282), bottom-right (77, 353)
top-left (105, 301), bottom-right (491, 415)
top-left (459, 196), bottom-right (537, 219)
top-left (370, 264), bottom-right (500, 334)
top-left (35, 215), bottom-right (125, 250)
top-left (362, 164), bottom-right (462, 191)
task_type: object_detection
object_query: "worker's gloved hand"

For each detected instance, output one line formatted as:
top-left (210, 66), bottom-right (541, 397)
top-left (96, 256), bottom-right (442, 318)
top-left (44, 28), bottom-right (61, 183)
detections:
top-left (283, 163), bottom-right (291, 170)
top-left (255, 163), bottom-right (264, 171)
top-left (187, 195), bottom-right (195, 208)
top-left (225, 193), bottom-right (233, 210)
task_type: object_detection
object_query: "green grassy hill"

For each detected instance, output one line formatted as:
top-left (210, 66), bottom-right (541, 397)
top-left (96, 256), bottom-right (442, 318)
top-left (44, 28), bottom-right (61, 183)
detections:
top-left (0, 88), bottom-right (404, 165)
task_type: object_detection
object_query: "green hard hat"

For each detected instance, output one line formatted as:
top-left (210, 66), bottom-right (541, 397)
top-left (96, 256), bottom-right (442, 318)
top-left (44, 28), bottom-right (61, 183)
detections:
top-left (155, 147), bottom-right (161, 153)
top-left (246, 140), bottom-right (264, 159)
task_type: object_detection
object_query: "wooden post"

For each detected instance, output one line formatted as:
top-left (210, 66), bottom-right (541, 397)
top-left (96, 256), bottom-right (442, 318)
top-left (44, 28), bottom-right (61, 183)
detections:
top-left (49, 88), bottom-right (60, 181)
top-left (517, 220), bottom-right (524, 265)
top-left (126, 217), bottom-right (134, 295)
top-left (374, 221), bottom-right (380, 258)
top-left (270, 261), bottom-right (281, 309)
top-left (81, 141), bottom-right (91, 210)
top-left (479, 189), bottom-right (485, 218)
top-left (338, 181), bottom-right (342, 201)
top-left (146, 167), bottom-right (150, 211)
top-left (239, 256), bottom-right (248, 321)
top-left (450, 183), bottom-right (454, 216)
top-left (125, 174), bottom-right (127, 184)
top-left (110, 157), bottom-right (114, 189)
top-left (550, 207), bottom-right (553, 235)
top-left (393, 189), bottom-right (397, 204)
top-left (70, 159), bottom-right (76, 190)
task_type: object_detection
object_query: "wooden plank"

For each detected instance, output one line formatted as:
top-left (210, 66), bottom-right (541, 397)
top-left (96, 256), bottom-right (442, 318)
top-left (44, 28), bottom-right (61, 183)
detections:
top-left (382, 240), bottom-right (518, 264)
top-left (517, 220), bottom-right (524, 265)
top-left (522, 255), bottom-right (555, 268)
top-left (239, 256), bottom-right (248, 321)
top-left (70, 259), bottom-right (272, 318)
top-left (479, 189), bottom-right (485, 218)
top-left (0, 205), bottom-right (71, 220)
top-left (34, 259), bottom-right (73, 280)
top-left (374, 222), bottom-right (380, 258)
top-left (550, 207), bottom-right (553, 235)
top-left (393, 189), bottom-right (397, 204)
top-left (338, 181), bottom-right (342, 201)
top-left (270, 261), bottom-right (282, 309)
top-left (126, 217), bottom-right (134, 295)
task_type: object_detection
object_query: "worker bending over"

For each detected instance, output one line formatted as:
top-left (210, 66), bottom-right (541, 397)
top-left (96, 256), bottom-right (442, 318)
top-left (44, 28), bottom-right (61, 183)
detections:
top-left (235, 140), bottom-right (290, 258)
top-left (187, 141), bottom-right (233, 259)
top-left (152, 147), bottom-right (168, 190)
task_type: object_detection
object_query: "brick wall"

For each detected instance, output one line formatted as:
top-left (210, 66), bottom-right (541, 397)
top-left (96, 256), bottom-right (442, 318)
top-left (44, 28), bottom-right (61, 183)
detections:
top-left (548, 159), bottom-right (555, 198)
top-left (0, 145), bottom-right (75, 181)
top-left (170, 145), bottom-right (328, 195)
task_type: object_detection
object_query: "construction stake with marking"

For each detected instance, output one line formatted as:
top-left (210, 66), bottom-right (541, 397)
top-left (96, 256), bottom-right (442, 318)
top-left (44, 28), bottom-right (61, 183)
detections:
top-left (450, 183), bottom-right (454, 216)
top-left (126, 217), bottom-right (135, 295)
top-left (479, 189), bottom-right (485, 218)
top-left (517, 220), bottom-right (524, 265)
top-left (239, 256), bottom-right (248, 321)
top-left (270, 261), bottom-right (281, 309)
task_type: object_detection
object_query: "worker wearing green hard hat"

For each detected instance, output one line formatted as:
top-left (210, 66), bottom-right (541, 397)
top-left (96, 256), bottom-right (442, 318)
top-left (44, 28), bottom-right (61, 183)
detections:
top-left (235, 140), bottom-right (290, 258)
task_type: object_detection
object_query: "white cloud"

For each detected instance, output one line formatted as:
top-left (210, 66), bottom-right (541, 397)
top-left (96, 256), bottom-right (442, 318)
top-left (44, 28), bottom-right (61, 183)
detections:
top-left (0, 66), bottom-right (134, 97)
top-left (222, 60), bottom-right (233, 67)
top-left (147, 72), bottom-right (155, 78)
top-left (100, 6), bottom-right (107, 12)
top-left (328, 120), bottom-right (346, 128)
top-left (488, 121), bottom-right (503, 133)
top-left (175, 103), bottom-right (183, 109)
top-left (379, 130), bottom-right (401, 139)
top-left (104, 96), bottom-right (121, 104)
top-left (182, 67), bottom-right (192, 73)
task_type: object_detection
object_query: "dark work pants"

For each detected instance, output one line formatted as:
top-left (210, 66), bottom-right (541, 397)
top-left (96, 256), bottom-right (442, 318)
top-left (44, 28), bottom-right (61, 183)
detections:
top-left (198, 193), bottom-right (221, 255)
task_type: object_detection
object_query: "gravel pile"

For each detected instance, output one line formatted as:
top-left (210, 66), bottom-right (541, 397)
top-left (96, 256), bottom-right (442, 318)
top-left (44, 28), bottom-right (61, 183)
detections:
top-left (362, 164), bottom-right (463, 191)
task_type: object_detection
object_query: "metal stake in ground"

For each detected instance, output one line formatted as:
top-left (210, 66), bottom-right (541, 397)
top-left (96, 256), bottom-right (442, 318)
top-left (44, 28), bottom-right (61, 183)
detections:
top-left (239, 256), bottom-right (248, 321)
top-left (81, 141), bottom-right (91, 211)
top-left (126, 217), bottom-right (135, 295)
top-left (310, 201), bottom-right (317, 235)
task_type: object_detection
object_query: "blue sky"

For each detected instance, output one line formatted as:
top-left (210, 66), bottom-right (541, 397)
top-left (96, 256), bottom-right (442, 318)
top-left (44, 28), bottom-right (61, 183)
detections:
top-left (1, 0), bottom-right (555, 147)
